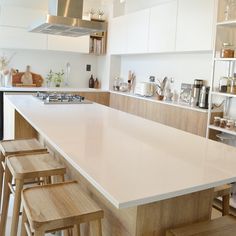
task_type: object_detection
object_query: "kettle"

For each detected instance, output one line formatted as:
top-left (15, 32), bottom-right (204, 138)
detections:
top-left (198, 86), bottom-right (210, 109)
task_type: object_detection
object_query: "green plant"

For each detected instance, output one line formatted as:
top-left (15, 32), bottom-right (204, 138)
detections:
top-left (46, 70), bottom-right (53, 83)
top-left (46, 70), bottom-right (64, 86)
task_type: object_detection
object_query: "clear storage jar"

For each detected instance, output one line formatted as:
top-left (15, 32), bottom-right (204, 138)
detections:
top-left (221, 43), bottom-right (235, 58)
top-left (213, 117), bottom-right (221, 127)
top-left (219, 77), bottom-right (229, 93)
top-left (220, 118), bottom-right (227, 128)
top-left (230, 77), bottom-right (236, 94)
top-left (226, 120), bottom-right (234, 130)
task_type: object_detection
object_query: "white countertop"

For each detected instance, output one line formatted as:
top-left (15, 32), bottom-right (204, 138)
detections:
top-left (0, 86), bottom-right (108, 93)
top-left (5, 94), bottom-right (236, 209)
top-left (110, 90), bottom-right (209, 113)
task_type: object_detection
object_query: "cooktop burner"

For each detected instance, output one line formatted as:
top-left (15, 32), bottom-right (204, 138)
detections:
top-left (34, 92), bottom-right (92, 104)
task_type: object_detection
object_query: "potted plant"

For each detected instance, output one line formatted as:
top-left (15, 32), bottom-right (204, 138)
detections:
top-left (47, 70), bottom-right (64, 87)
top-left (45, 70), bottom-right (53, 87)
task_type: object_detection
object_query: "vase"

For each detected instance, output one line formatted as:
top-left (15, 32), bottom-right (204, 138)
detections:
top-left (4, 74), bottom-right (11, 87)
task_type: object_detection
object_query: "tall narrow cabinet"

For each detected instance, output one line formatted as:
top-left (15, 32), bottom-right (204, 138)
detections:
top-left (207, 0), bottom-right (236, 141)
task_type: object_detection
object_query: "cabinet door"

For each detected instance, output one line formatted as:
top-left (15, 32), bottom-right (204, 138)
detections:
top-left (0, 26), bottom-right (47, 50)
top-left (0, 6), bottom-right (46, 28)
top-left (176, 0), bottom-right (215, 51)
top-left (126, 9), bottom-right (150, 54)
top-left (109, 15), bottom-right (127, 54)
top-left (47, 35), bottom-right (90, 53)
top-left (149, 1), bottom-right (177, 53)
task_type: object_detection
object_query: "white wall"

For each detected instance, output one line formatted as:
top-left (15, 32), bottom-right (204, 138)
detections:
top-left (0, 49), bottom-right (98, 88)
top-left (119, 52), bottom-right (213, 92)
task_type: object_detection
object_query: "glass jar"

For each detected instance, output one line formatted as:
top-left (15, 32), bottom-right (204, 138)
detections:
top-left (226, 119), bottom-right (234, 130)
top-left (221, 43), bottom-right (235, 58)
top-left (230, 77), bottom-right (236, 94)
top-left (113, 77), bottom-right (122, 91)
top-left (213, 117), bottom-right (221, 127)
top-left (219, 77), bottom-right (229, 93)
top-left (220, 118), bottom-right (227, 128)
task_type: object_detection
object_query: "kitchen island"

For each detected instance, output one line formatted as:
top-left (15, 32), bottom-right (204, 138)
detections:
top-left (0, 87), bottom-right (109, 140)
top-left (4, 94), bottom-right (236, 236)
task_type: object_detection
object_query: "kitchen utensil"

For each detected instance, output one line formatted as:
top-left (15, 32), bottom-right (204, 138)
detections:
top-left (21, 65), bottom-right (33, 85)
top-left (65, 62), bottom-right (71, 86)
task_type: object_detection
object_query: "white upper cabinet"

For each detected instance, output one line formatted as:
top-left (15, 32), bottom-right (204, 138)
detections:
top-left (47, 35), bottom-right (90, 53)
top-left (176, 0), bottom-right (215, 51)
top-left (109, 9), bottom-right (149, 54)
top-left (109, 15), bottom-right (127, 54)
top-left (0, 6), bottom-right (46, 28)
top-left (126, 9), bottom-right (150, 54)
top-left (0, 5), bottom-right (92, 53)
top-left (148, 1), bottom-right (177, 53)
top-left (0, 26), bottom-right (47, 50)
top-left (0, 5), bottom-right (47, 50)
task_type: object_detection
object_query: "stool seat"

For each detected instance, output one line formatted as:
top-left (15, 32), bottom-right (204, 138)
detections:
top-left (0, 152), bottom-right (66, 236)
top-left (22, 181), bottom-right (104, 234)
top-left (7, 153), bottom-right (65, 179)
top-left (0, 138), bottom-right (47, 156)
top-left (166, 215), bottom-right (236, 236)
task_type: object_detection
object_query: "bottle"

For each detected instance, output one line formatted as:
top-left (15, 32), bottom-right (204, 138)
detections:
top-left (89, 74), bottom-right (95, 88)
top-left (94, 78), bottom-right (99, 89)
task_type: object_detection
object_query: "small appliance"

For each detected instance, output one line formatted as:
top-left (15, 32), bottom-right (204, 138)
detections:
top-left (198, 86), bottom-right (210, 109)
top-left (134, 82), bottom-right (155, 97)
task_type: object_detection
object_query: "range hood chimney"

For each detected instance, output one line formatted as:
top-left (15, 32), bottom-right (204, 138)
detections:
top-left (29, 0), bottom-right (107, 37)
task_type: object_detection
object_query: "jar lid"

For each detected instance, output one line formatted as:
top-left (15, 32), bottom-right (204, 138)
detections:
top-left (221, 118), bottom-right (227, 121)
top-left (223, 42), bottom-right (233, 46)
top-left (214, 117), bottom-right (221, 119)
top-left (228, 119), bottom-right (234, 123)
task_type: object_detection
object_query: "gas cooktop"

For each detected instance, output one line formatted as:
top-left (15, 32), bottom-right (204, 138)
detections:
top-left (34, 92), bottom-right (92, 105)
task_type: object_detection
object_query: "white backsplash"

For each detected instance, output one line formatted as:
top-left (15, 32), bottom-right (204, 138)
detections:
top-left (0, 49), bottom-right (98, 88)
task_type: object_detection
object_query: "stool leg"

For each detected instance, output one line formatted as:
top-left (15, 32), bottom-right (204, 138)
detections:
top-left (89, 220), bottom-right (102, 236)
top-left (222, 194), bottom-right (230, 216)
top-left (21, 208), bottom-right (27, 236)
top-left (10, 178), bottom-right (24, 236)
top-left (0, 165), bottom-right (12, 236)
top-left (73, 225), bottom-right (81, 236)
top-left (0, 155), bottom-right (5, 210)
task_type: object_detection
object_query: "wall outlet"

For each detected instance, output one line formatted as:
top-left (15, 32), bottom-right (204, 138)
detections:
top-left (86, 64), bottom-right (91, 71)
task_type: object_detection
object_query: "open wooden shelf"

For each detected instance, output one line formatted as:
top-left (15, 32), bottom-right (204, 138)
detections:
top-left (214, 57), bottom-right (236, 61)
top-left (211, 91), bottom-right (236, 98)
top-left (217, 20), bottom-right (236, 27)
top-left (208, 124), bottom-right (236, 136)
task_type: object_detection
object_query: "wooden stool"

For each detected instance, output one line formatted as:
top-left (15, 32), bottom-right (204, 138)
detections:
top-left (0, 139), bottom-right (47, 208)
top-left (21, 181), bottom-right (104, 236)
top-left (213, 184), bottom-right (231, 216)
top-left (166, 215), bottom-right (236, 236)
top-left (0, 152), bottom-right (66, 236)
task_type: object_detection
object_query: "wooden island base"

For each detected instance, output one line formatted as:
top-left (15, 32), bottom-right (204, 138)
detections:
top-left (13, 110), bottom-right (214, 236)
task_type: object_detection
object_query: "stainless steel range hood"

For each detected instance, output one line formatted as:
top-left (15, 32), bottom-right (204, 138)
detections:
top-left (29, 0), bottom-right (107, 37)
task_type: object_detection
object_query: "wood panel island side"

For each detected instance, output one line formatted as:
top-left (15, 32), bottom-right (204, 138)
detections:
top-left (4, 94), bottom-right (236, 236)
